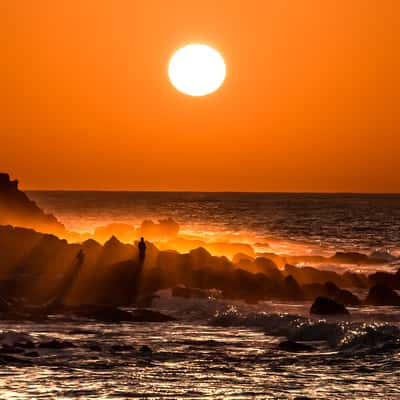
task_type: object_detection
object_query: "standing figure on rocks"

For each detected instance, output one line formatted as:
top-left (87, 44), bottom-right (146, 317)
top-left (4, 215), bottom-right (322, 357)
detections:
top-left (138, 237), bottom-right (146, 265)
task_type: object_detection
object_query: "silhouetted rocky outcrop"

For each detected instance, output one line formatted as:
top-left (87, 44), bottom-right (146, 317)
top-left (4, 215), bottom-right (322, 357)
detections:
top-left (365, 284), bottom-right (400, 306)
top-left (310, 297), bottom-right (350, 315)
top-left (0, 224), bottom-right (375, 311)
top-left (0, 173), bottom-right (65, 234)
top-left (369, 270), bottom-right (400, 290)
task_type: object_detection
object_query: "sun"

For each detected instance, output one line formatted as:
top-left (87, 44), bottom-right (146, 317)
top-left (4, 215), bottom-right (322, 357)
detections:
top-left (168, 44), bottom-right (226, 96)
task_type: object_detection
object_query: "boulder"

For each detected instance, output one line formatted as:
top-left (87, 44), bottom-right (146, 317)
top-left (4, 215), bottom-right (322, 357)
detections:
top-left (111, 344), bottom-right (134, 352)
top-left (365, 284), bottom-right (400, 306)
top-left (131, 309), bottom-right (175, 323)
top-left (38, 340), bottom-right (76, 349)
top-left (139, 345), bottom-right (153, 354)
top-left (88, 344), bottom-right (102, 352)
top-left (334, 289), bottom-right (360, 306)
top-left (310, 297), bottom-right (349, 315)
top-left (278, 341), bottom-right (316, 353)
top-left (69, 305), bottom-right (175, 323)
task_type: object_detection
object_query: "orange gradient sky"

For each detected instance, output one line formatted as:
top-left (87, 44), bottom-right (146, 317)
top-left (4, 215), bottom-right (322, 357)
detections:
top-left (2, 1), bottom-right (399, 192)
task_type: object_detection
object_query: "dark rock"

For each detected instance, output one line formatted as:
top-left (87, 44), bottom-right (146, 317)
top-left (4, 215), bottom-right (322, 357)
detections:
top-left (38, 340), bottom-right (76, 349)
top-left (310, 297), bottom-right (350, 315)
top-left (0, 353), bottom-right (33, 365)
top-left (330, 252), bottom-right (370, 265)
top-left (324, 281), bottom-right (340, 296)
top-left (88, 344), bottom-right (102, 352)
top-left (365, 284), bottom-right (400, 306)
top-left (294, 397), bottom-right (314, 400)
top-left (278, 341), bottom-right (316, 353)
top-left (335, 289), bottom-right (361, 306)
top-left (282, 275), bottom-right (304, 300)
top-left (25, 351), bottom-right (40, 357)
top-left (111, 344), bottom-right (134, 352)
top-left (131, 309), bottom-right (175, 323)
top-left (0, 173), bottom-right (65, 234)
top-left (0, 345), bottom-right (25, 354)
top-left (369, 271), bottom-right (400, 290)
top-left (72, 305), bottom-right (137, 323)
top-left (139, 345), bottom-right (152, 354)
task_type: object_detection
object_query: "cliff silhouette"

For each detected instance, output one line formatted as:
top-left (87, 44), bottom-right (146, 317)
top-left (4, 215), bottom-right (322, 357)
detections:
top-left (0, 173), bottom-right (65, 234)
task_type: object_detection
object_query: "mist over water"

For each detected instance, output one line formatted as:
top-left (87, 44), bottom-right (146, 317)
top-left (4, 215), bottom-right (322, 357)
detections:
top-left (28, 191), bottom-right (400, 255)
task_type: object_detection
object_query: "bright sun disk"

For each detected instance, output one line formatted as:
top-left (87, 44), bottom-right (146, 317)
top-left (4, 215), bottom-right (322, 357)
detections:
top-left (168, 44), bottom-right (226, 96)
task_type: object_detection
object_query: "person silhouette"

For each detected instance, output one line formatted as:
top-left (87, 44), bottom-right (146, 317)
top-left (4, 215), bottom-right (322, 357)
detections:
top-left (138, 237), bottom-right (146, 264)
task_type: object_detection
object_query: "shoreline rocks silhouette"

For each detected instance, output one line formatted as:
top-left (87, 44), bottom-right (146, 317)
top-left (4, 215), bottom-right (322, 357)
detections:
top-left (0, 173), bottom-right (65, 234)
top-left (1, 172), bottom-right (399, 318)
top-left (310, 297), bottom-right (350, 315)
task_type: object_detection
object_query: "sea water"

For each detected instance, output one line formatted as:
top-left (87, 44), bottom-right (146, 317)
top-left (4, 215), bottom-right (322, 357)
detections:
top-left (0, 192), bottom-right (398, 399)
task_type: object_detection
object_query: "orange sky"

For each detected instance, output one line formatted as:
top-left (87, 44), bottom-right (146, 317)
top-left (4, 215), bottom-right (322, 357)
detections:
top-left (2, 0), bottom-right (399, 192)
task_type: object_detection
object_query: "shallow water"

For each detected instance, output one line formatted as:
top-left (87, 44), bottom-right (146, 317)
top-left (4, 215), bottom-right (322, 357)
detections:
top-left (0, 295), bottom-right (399, 399)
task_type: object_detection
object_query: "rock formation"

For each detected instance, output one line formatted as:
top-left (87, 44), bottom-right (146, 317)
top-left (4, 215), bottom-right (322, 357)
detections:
top-left (0, 173), bottom-right (65, 234)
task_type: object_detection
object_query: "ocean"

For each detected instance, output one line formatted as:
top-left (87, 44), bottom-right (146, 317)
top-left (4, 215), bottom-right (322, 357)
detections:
top-left (28, 191), bottom-right (400, 255)
top-left (0, 191), bottom-right (398, 399)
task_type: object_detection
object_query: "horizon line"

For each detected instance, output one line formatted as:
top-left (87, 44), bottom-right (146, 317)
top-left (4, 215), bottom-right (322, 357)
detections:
top-left (25, 189), bottom-right (400, 195)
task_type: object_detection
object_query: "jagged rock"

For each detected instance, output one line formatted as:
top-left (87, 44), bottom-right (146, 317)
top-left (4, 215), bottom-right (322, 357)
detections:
top-left (278, 341), bottom-right (316, 352)
top-left (365, 284), bottom-right (400, 306)
top-left (310, 297), bottom-right (349, 315)
top-left (0, 173), bottom-right (65, 234)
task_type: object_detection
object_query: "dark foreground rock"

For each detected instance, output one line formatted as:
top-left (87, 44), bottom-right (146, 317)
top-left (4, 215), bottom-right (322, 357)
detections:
top-left (38, 340), bottom-right (76, 349)
top-left (278, 341), bottom-right (316, 353)
top-left (310, 297), bottom-right (350, 315)
top-left (139, 345), bottom-right (153, 354)
top-left (0, 172), bottom-right (65, 234)
top-left (64, 305), bottom-right (175, 323)
top-left (365, 284), bottom-right (400, 306)
top-left (0, 303), bottom-right (175, 324)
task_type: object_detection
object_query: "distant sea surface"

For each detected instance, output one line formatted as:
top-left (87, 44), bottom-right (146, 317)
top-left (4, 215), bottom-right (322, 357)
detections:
top-left (28, 191), bottom-right (400, 255)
